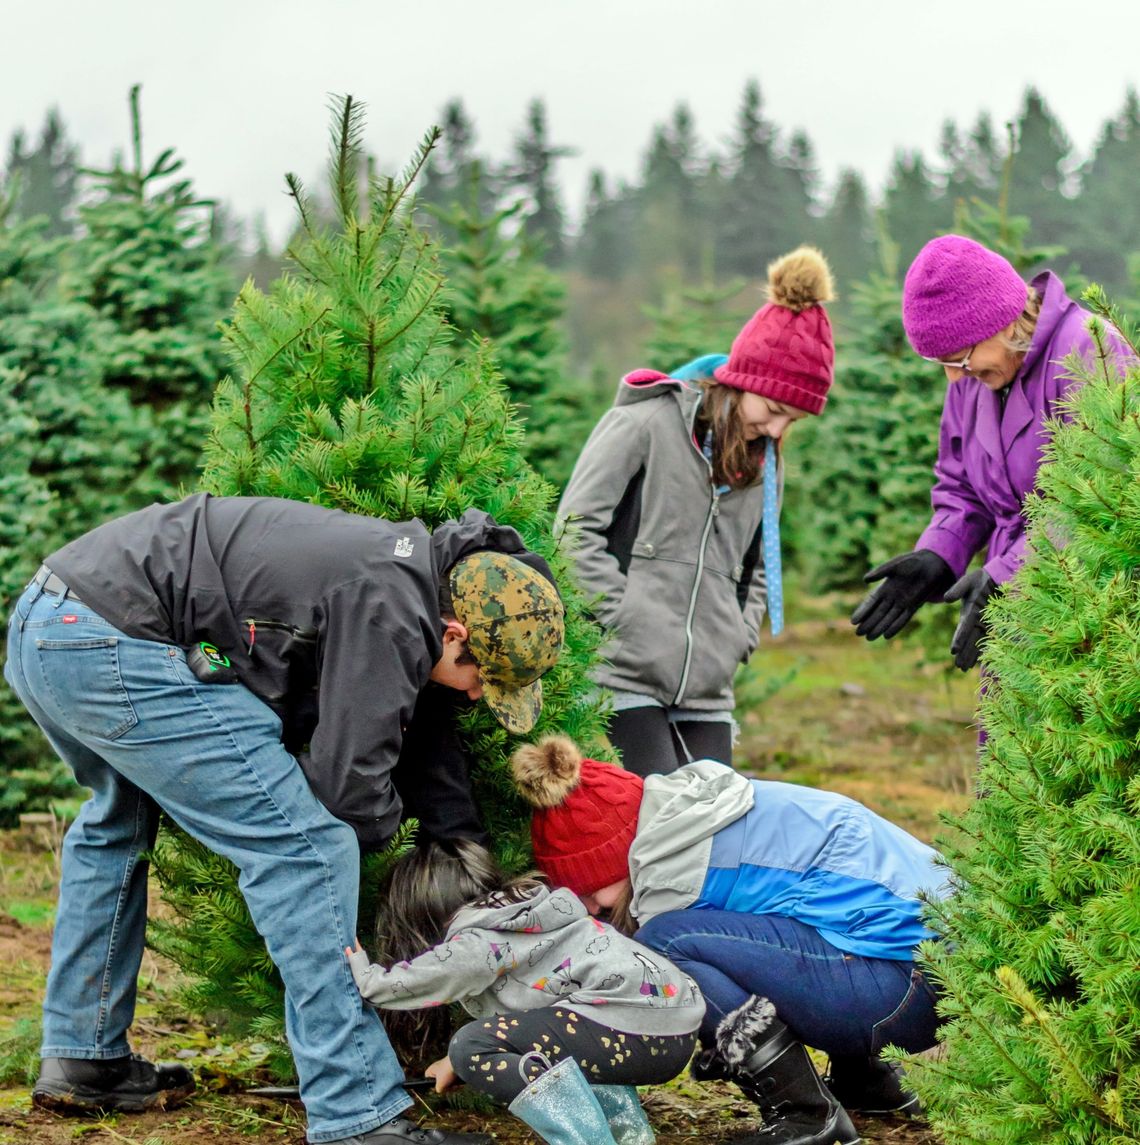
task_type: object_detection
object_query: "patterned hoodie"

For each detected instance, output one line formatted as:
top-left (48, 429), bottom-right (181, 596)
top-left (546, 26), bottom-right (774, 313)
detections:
top-left (348, 885), bottom-right (703, 1037)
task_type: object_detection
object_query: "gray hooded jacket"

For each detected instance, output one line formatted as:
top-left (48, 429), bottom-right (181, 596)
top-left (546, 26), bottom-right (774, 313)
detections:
top-left (556, 371), bottom-right (771, 710)
top-left (348, 884), bottom-right (704, 1037)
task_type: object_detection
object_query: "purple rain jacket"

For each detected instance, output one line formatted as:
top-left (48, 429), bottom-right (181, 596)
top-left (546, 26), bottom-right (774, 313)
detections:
top-left (916, 271), bottom-right (1133, 586)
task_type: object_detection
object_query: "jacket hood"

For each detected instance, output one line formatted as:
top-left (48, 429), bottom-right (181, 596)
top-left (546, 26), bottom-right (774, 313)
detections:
top-left (446, 883), bottom-right (585, 937)
top-left (628, 761), bottom-right (754, 921)
top-left (430, 508), bottom-right (538, 578)
top-left (614, 369), bottom-right (703, 417)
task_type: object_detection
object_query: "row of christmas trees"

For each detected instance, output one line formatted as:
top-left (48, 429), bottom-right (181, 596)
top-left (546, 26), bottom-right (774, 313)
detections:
top-left (4, 91), bottom-right (1140, 1145)
top-left (1, 85), bottom-right (1108, 817)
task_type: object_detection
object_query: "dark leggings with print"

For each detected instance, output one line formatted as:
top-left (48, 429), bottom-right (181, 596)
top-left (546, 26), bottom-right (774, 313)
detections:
top-left (449, 1007), bottom-right (696, 1102)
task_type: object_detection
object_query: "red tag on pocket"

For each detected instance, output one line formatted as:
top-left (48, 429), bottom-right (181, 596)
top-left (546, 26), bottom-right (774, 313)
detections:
top-left (62, 615), bottom-right (78, 623)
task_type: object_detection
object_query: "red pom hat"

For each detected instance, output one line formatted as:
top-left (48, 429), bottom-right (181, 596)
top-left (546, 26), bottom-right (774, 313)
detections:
top-left (713, 246), bottom-right (836, 415)
top-left (511, 736), bottom-right (644, 896)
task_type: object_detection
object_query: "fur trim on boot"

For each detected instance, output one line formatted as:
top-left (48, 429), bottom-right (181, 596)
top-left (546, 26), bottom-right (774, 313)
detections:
top-left (715, 995), bottom-right (779, 1068)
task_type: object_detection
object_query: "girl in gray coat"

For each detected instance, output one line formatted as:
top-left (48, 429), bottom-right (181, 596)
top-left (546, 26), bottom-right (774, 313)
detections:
top-left (557, 247), bottom-right (835, 776)
top-left (346, 841), bottom-right (703, 1144)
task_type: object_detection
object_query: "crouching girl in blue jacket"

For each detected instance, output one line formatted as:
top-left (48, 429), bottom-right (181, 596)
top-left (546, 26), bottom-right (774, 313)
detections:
top-left (511, 737), bottom-right (949, 1145)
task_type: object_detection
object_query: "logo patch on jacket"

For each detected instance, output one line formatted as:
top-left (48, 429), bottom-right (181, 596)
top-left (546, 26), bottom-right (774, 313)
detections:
top-left (394, 537), bottom-right (415, 558)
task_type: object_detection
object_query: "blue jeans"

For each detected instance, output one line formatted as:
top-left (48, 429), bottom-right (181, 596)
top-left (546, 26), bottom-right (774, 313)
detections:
top-left (636, 909), bottom-right (940, 1059)
top-left (5, 585), bottom-right (410, 1142)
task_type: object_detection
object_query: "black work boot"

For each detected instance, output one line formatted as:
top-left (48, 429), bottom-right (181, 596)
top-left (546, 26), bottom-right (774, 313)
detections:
top-left (33, 1054), bottom-right (196, 1113)
top-left (335, 1117), bottom-right (493, 1144)
top-left (715, 996), bottom-right (860, 1145)
top-left (824, 1056), bottom-right (921, 1118)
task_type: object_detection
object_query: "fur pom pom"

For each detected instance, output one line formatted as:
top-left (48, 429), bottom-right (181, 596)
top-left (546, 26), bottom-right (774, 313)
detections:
top-left (511, 735), bottom-right (583, 808)
top-left (766, 246), bottom-right (834, 312)
top-left (716, 995), bottom-right (778, 1067)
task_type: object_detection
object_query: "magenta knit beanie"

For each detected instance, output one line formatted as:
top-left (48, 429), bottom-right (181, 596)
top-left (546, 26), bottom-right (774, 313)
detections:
top-left (902, 235), bottom-right (1028, 359)
top-left (713, 246), bottom-right (836, 415)
top-left (511, 737), bottom-right (643, 897)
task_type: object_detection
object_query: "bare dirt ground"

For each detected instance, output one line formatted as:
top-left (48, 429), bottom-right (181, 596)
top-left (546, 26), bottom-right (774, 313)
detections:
top-left (0, 607), bottom-right (974, 1144)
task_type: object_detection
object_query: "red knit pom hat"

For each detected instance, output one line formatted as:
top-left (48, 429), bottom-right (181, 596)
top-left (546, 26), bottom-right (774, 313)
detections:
top-left (713, 246), bottom-right (836, 415)
top-left (511, 736), bottom-right (643, 896)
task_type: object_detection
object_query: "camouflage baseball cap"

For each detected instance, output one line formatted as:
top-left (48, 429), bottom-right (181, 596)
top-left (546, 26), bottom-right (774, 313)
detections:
top-left (450, 550), bottom-right (565, 734)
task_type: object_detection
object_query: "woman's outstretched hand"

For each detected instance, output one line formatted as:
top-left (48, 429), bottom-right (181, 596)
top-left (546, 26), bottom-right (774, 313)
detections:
top-left (851, 550), bottom-right (954, 640)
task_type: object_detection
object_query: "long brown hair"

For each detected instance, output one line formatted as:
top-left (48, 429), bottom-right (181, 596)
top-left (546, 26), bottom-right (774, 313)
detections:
top-left (694, 379), bottom-right (771, 489)
top-left (602, 880), bottom-right (637, 937)
top-left (371, 839), bottom-right (545, 1061)
top-left (373, 839), bottom-right (545, 962)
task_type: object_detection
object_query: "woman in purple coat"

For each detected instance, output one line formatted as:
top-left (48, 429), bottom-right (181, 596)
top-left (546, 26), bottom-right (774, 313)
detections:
top-left (851, 234), bottom-right (1131, 669)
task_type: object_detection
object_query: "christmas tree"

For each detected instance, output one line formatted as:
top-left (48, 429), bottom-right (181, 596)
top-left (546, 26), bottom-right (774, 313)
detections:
top-left (0, 88), bottom-right (231, 821)
top-left (787, 224), bottom-right (942, 593)
top-left (429, 163), bottom-right (597, 486)
top-left (0, 190), bottom-right (146, 820)
top-left (641, 272), bottom-right (748, 374)
top-left (902, 295), bottom-right (1140, 1144)
top-left (148, 96), bottom-right (608, 1067)
top-left (68, 85), bottom-right (232, 504)
top-left (0, 199), bottom-right (60, 821)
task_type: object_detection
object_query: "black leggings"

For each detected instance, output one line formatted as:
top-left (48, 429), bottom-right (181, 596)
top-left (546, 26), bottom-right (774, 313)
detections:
top-left (449, 1007), bottom-right (696, 1102)
top-left (607, 707), bottom-right (733, 778)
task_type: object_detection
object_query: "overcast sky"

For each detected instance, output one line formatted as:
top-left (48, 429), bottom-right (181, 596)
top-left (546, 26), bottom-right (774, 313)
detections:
top-left (5, 1), bottom-right (1139, 242)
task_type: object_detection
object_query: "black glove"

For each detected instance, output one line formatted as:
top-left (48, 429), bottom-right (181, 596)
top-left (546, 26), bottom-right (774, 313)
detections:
top-left (850, 550), bottom-right (954, 641)
top-left (944, 568), bottom-right (998, 671)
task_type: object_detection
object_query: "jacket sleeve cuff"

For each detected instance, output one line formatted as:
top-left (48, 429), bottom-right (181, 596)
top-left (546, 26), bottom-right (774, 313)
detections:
top-left (914, 527), bottom-right (974, 583)
top-left (982, 552), bottom-right (1022, 586)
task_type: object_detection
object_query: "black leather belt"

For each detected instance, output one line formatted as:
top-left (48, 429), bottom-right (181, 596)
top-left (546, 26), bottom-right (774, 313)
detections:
top-left (32, 566), bottom-right (83, 606)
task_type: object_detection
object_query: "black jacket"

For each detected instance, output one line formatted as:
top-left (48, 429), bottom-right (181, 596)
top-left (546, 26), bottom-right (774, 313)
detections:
top-left (48, 493), bottom-right (531, 848)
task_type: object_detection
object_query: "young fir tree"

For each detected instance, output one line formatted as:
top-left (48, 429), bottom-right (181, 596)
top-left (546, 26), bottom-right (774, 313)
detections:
top-left (429, 162), bottom-right (597, 487)
top-left (635, 104), bottom-right (706, 282)
top-left (147, 97), bottom-right (609, 1064)
top-left (882, 150), bottom-right (950, 273)
top-left (717, 81), bottom-right (781, 276)
top-left (1072, 89), bottom-right (1140, 292)
top-left (785, 226), bottom-right (936, 591)
top-left (640, 271), bottom-right (747, 374)
top-left (507, 99), bottom-right (572, 269)
top-left (816, 168), bottom-right (875, 314)
top-left (4, 108), bottom-right (80, 239)
top-left (1008, 87), bottom-right (1073, 251)
top-left (902, 295), bottom-right (1140, 1145)
top-left (0, 192), bottom-right (148, 820)
top-left (574, 169), bottom-right (637, 283)
top-left (0, 205), bottom-right (61, 821)
top-left (68, 85), bottom-right (232, 504)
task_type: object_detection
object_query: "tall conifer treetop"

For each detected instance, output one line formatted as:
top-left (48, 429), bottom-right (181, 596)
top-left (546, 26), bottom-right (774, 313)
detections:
top-left (904, 300), bottom-right (1140, 1143)
top-left (151, 96), bottom-right (609, 1063)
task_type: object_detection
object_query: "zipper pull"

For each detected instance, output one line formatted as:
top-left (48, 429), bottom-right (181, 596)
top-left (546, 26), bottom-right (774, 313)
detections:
top-left (247, 620), bottom-right (256, 650)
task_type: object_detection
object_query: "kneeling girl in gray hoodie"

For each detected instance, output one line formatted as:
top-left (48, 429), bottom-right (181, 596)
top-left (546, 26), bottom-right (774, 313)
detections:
top-left (346, 840), bottom-right (703, 1142)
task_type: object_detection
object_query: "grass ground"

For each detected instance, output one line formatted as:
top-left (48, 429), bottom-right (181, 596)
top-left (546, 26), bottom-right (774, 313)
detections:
top-left (0, 599), bottom-right (974, 1144)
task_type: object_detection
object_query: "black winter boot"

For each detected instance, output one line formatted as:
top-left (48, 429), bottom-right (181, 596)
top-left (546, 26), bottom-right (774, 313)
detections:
top-left (823, 1056), bottom-right (921, 1118)
top-left (33, 1054), bottom-right (196, 1113)
top-left (715, 997), bottom-right (859, 1145)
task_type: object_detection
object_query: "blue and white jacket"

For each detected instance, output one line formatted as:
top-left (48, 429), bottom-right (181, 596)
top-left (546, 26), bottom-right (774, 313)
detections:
top-left (627, 762), bottom-right (950, 962)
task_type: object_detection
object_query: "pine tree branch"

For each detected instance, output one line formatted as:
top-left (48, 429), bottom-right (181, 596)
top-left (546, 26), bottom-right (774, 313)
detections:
top-left (376, 126), bottom-right (440, 233)
top-left (241, 307), bottom-right (331, 451)
top-left (376, 279), bottom-right (443, 352)
top-left (328, 93), bottom-right (365, 226)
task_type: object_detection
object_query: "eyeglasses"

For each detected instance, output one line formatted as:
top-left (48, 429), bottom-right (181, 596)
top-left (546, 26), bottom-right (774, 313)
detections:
top-left (922, 346), bottom-right (976, 372)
